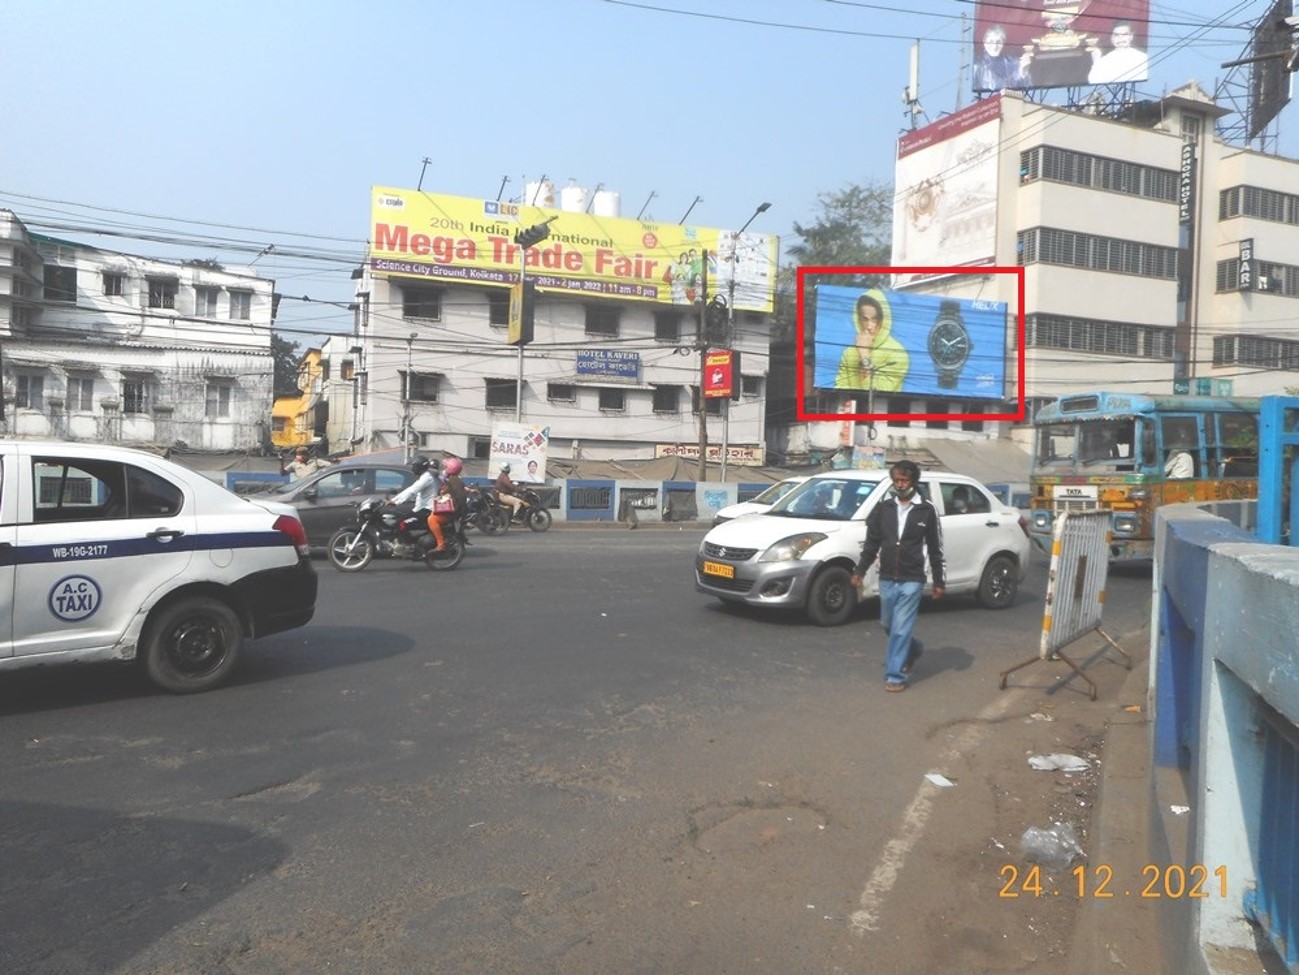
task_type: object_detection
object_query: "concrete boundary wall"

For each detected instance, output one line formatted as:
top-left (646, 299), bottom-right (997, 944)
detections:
top-left (1153, 501), bottom-right (1299, 973)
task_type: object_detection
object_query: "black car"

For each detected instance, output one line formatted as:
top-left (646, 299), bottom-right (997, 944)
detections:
top-left (259, 462), bottom-right (416, 549)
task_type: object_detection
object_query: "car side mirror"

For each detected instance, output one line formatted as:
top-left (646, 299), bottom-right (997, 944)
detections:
top-left (302, 488), bottom-right (319, 501)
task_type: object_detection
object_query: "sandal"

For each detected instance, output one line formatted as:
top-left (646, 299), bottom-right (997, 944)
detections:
top-left (885, 682), bottom-right (907, 693)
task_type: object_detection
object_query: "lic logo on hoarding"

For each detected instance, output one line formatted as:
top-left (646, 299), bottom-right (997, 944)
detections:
top-left (49, 575), bottom-right (103, 622)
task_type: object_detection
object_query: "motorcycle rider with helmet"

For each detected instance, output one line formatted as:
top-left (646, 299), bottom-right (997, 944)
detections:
top-left (439, 456), bottom-right (470, 547)
top-left (495, 462), bottom-right (527, 522)
top-left (389, 456), bottom-right (446, 553)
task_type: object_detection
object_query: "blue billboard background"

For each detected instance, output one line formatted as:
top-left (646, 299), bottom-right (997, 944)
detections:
top-left (812, 285), bottom-right (1007, 400)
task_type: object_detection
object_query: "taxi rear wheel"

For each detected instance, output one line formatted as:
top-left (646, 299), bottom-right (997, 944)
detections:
top-left (806, 566), bottom-right (856, 626)
top-left (142, 597), bottom-right (242, 693)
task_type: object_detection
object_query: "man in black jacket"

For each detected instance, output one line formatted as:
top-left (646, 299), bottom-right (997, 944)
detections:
top-left (850, 460), bottom-right (946, 692)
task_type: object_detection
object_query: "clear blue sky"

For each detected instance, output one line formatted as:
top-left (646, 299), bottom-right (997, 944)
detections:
top-left (2, 1), bottom-right (1286, 348)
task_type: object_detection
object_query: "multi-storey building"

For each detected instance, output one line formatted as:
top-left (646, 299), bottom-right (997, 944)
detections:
top-left (347, 185), bottom-right (777, 466)
top-left (0, 210), bottom-right (277, 451)
top-left (774, 83), bottom-right (1299, 462)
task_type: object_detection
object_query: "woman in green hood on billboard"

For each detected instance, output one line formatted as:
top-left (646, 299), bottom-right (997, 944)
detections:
top-left (835, 289), bottom-right (910, 392)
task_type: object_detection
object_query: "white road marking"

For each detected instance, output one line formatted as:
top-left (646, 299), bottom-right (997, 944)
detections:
top-left (850, 689), bottom-right (1022, 934)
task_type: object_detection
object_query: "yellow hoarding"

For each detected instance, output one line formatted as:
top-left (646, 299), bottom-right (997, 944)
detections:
top-left (369, 186), bottom-right (778, 313)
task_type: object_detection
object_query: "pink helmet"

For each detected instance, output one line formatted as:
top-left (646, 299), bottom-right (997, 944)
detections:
top-left (442, 456), bottom-right (463, 476)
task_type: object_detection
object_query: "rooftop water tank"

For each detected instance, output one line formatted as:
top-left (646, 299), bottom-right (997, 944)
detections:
top-left (524, 179), bottom-right (554, 207)
top-left (560, 182), bottom-right (588, 213)
top-left (592, 189), bottom-right (621, 218)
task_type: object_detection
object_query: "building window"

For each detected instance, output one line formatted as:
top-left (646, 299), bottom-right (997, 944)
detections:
top-left (102, 272), bottom-right (125, 297)
top-left (584, 305), bottom-right (620, 337)
top-left (485, 378), bottom-right (516, 410)
top-left (401, 371), bottom-right (441, 403)
top-left (123, 378), bottom-right (150, 414)
top-left (16, 373), bottom-right (44, 410)
top-left (1026, 313), bottom-right (1172, 360)
top-left (691, 388), bottom-right (722, 415)
top-left (341, 359), bottom-right (355, 381)
top-left (654, 310), bottom-right (683, 342)
top-left (68, 375), bottom-right (94, 411)
top-left (205, 381), bottom-right (232, 418)
top-left (652, 385), bottom-right (680, 413)
top-left (402, 285), bottom-right (443, 321)
top-left (44, 266), bottom-right (78, 303)
top-left (742, 375), bottom-right (762, 397)
top-left (1216, 258), bottom-right (1240, 293)
top-left (272, 416), bottom-right (287, 434)
top-left (229, 290), bottom-right (252, 320)
top-left (195, 286), bottom-right (220, 317)
top-left (487, 288), bottom-right (510, 326)
top-left (147, 278), bottom-right (177, 309)
top-left (1019, 146), bottom-right (1176, 202)
top-left (1017, 227), bottom-right (1177, 280)
top-left (598, 388), bottom-right (626, 412)
top-left (547, 383), bottom-right (576, 402)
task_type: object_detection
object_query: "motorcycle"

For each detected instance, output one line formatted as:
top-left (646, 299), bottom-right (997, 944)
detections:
top-left (502, 487), bottom-right (553, 533)
top-left (326, 498), bottom-right (465, 571)
top-left (463, 485), bottom-right (509, 535)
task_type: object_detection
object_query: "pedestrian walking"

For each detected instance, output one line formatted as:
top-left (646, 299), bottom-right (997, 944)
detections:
top-left (850, 460), bottom-right (946, 692)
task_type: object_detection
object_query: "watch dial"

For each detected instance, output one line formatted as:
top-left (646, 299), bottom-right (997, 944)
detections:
top-left (929, 319), bottom-right (970, 369)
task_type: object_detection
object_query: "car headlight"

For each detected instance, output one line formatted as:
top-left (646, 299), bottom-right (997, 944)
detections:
top-left (758, 532), bottom-right (828, 562)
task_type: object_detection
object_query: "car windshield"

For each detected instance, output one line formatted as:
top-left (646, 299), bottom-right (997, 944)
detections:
top-left (750, 479), bottom-right (803, 506)
top-left (767, 477), bottom-right (881, 521)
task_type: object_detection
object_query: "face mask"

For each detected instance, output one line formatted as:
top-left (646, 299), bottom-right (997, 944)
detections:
top-left (894, 484), bottom-right (917, 500)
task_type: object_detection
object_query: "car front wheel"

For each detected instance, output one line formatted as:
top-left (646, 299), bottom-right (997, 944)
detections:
top-left (977, 554), bottom-right (1019, 609)
top-left (806, 566), bottom-right (857, 626)
top-left (142, 597), bottom-right (242, 693)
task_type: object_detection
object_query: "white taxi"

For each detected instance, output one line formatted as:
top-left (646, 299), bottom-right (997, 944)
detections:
top-left (0, 440), bottom-right (317, 692)
top-left (695, 469), bottom-right (1029, 626)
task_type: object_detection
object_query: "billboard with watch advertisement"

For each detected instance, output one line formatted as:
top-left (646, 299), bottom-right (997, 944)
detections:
top-left (810, 284), bottom-right (1007, 401)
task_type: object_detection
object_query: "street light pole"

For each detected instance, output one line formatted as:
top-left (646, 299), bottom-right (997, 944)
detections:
top-left (403, 331), bottom-right (416, 463)
top-left (721, 202), bottom-right (771, 482)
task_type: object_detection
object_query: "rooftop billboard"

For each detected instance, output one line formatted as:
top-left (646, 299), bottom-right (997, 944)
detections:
top-left (972, 0), bottom-right (1151, 93)
top-left (368, 187), bottom-right (778, 313)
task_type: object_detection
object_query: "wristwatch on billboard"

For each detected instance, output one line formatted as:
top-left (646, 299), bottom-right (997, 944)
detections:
top-left (927, 300), bottom-right (970, 390)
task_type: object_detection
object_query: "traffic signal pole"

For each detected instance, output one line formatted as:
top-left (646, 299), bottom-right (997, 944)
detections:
top-left (696, 250), bottom-right (709, 482)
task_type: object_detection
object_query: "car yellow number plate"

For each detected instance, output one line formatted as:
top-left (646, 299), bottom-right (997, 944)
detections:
top-left (702, 560), bottom-right (735, 579)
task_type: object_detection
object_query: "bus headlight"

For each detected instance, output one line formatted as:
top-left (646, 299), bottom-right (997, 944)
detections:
top-left (1113, 513), bottom-right (1137, 534)
top-left (1032, 511), bottom-right (1052, 530)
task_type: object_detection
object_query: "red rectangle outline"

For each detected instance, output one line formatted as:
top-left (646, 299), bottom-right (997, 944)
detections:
top-left (795, 266), bottom-right (1026, 423)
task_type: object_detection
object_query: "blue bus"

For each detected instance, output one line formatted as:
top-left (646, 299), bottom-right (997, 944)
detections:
top-left (1029, 391), bottom-right (1260, 560)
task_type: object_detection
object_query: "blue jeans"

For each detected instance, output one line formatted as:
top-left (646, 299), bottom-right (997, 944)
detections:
top-left (879, 579), bottom-right (924, 684)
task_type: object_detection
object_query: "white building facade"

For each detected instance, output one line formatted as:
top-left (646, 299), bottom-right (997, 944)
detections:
top-left (348, 186), bottom-right (776, 466)
top-left (0, 210), bottom-right (277, 451)
top-left (779, 85), bottom-right (1299, 461)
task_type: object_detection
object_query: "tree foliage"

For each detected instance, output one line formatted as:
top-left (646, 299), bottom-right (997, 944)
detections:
top-left (774, 179), bottom-right (895, 335)
top-left (272, 333), bottom-right (301, 397)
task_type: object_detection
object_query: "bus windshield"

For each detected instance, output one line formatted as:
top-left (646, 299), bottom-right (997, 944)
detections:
top-left (1034, 419), bottom-right (1144, 471)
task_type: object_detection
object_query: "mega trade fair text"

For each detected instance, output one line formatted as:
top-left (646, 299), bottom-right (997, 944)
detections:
top-left (374, 224), bottom-right (661, 279)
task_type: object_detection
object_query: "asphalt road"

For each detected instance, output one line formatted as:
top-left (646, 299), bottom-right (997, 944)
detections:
top-left (0, 530), bottom-right (1153, 974)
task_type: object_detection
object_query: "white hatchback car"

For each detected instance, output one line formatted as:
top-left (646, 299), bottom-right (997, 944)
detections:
top-left (0, 440), bottom-right (318, 692)
top-left (695, 469), bottom-right (1029, 626)
top-left (711, 476), bottom-right (810, 526)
